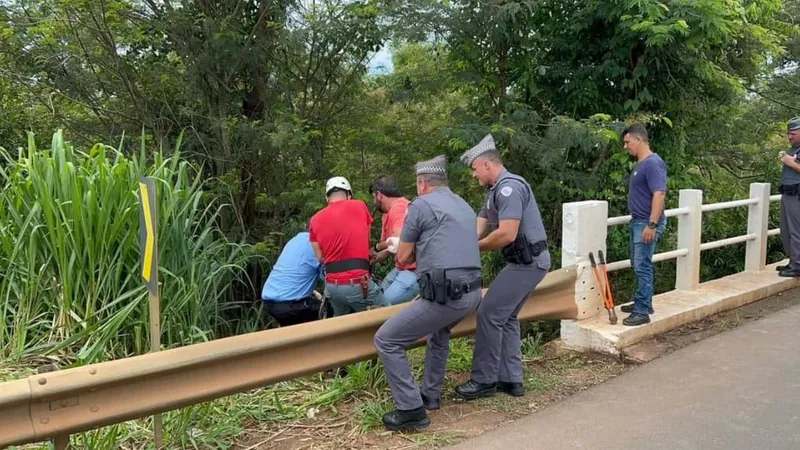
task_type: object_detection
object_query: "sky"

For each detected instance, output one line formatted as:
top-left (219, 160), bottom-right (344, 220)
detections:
top-left (367, 45), bottom-right (394, 75)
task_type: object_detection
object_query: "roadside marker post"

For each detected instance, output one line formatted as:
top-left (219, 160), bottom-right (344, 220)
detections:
top-left (138, 177), bottom-right (163, 447)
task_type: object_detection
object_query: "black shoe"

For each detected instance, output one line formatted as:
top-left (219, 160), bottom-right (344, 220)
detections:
top-left (777, 264), bottom-right (790, 271)
top-left (383, 407), bottom-right (431, 431)
top-left (620, 304), bottom-right (654, 314)
top-left (497, 381), bottom-right (525, 397)
top-left (421, 394), bottom-right (440, 410)
top-left (455, 380), bottom-right (497, 400)
top-left (623, 313), bottom-right (651, 326)
top-left (779, 268), bottom-right (800, 277)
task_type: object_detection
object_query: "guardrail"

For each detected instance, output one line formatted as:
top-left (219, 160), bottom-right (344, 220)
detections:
top-left (1, 182), bottom-right (786, 449)
top-left (0, 266), bottom-right (580, 449)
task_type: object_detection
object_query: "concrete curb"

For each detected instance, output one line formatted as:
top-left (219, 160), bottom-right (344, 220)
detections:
top-left (560, 260), bottom-right (800, 355)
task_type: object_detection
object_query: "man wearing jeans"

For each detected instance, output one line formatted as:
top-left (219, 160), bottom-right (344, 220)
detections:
top-left (370, 175), bottom-right (420, 304)
top-left (621, 124), bottom-right (667, 326)
top-left (309, 176), bottom-right (388, 316)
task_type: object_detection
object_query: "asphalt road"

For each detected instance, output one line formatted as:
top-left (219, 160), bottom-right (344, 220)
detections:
top-left (446, 303), bottom-right (800, 450)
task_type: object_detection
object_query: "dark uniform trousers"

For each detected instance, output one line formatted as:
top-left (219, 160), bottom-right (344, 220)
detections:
top-left (374, 290), bottom-right (482, 410)
top-left (264, 297), bottom-right (331, 327)
top-left (471, 251), bottom-right (550, 385)
top-left (780, 188), bottom-right (800, 271)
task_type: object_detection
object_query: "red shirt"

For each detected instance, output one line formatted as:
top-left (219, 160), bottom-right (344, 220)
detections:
top-left (381, 198), bottom-right (416, 271)
top-left (309, 199), bottom-right (373, 282)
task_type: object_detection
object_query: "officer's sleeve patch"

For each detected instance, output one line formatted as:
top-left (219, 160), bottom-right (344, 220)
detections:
top-left (500, 186), bottom-right (513, 197)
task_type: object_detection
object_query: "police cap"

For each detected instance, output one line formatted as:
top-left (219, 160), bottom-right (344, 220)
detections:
top-left (415, 154), bottom-right (448, 176)
top-left (459, 134), bottom-right (496, 166)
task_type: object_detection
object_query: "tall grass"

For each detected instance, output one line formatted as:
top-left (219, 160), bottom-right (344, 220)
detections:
top-left (0, 130), bottom-right (260, 363)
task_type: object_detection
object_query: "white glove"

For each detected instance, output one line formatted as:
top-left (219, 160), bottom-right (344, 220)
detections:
top-left (386, 237), bottom-right (399, 254)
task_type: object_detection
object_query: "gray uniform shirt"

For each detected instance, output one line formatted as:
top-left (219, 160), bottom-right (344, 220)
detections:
top-left (400, 187), bottom-right (480, 276)
top-left (782, 146), bottom-right (800, 186)
top-left (478, 169), bottom-right (548, 244)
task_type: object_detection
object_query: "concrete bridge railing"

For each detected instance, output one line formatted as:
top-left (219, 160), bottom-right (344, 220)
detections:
top-left (559, 182), bottom-right (796, 353)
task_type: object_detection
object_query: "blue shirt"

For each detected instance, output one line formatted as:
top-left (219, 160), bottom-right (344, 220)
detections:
top-left (628, 153), bottom-right (667, 222)
top-left (261, 232), bottom-right (323, 302)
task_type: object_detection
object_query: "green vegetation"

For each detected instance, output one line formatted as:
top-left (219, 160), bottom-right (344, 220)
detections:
top-left (2, 0), bottom-right (800, 447)
top-left (0, 131), bottom-right (259, 363)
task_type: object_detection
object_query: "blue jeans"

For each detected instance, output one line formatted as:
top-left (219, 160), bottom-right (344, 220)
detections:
top-left (325, 278), bottom-right (388, 316)
top-left (380, 268), bottom-right (420, 305)
top-left (630, 219), bottom-right (665, 315)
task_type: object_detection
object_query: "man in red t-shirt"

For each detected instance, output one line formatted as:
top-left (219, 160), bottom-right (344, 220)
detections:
top-left (369, 175), bottom-right (420, 305)
top-left (309, 176), bottom-right (388, 316)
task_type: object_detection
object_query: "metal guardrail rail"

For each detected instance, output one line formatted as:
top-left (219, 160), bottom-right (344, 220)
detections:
top-left (0, 265), bottom-right (581, 448)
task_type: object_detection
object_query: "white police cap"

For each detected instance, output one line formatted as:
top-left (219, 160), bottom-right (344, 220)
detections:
top-left (415, 154), bottom-right (447, 176)
top-left (459, 134), bottom-right (496, 166)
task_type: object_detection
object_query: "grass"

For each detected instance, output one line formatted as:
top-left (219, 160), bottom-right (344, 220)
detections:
top-left (355, 396), bottom-right (395, 432)
top-left (0, 130), bottom-right (260, 363)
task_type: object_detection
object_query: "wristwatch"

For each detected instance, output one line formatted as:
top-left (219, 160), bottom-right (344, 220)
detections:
top-left (647, 221), bottom-right (658, 229)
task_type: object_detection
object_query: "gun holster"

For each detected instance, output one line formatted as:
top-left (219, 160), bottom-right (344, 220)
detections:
top-left (417, 269), bottom-right (450, 304)
top-left (502, 235), bottom-right (546, 265)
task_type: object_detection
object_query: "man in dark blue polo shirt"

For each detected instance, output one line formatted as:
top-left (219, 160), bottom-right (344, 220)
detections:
top-left (261, 231), bottom-right (331, 326)
top-left (621, 124), bottom-right (667, 326)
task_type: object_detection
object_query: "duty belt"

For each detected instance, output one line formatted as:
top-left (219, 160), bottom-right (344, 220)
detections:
top-left (780, 184), bottom-right (800, 196)
top-left (417, 267), bottom-right (482, 305)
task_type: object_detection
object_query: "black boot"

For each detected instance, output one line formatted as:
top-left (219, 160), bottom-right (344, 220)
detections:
top-left (421, 394), bottom-right (440, 410)
top-left (776, 264), bottom-right (790, 271)
top-left (455, 380), bottom-right (497, 400)
top-left (622, 313), bottom-right (651, 326)
top-left (497, 381), bottom-right (525, 397)
top-left (383, 407), bottom-right (431, 431)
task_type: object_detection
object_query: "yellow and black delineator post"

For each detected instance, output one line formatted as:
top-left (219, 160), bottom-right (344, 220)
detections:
top-left (138, 177), bottom-right (163, 447)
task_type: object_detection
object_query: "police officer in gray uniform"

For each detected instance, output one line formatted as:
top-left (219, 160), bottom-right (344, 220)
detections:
top-left (778, 118), bottom-right (800, 277)
top-left (374, 155), bottom-right (482, 431)
top-left (455, 134), bottom-right (550, 400)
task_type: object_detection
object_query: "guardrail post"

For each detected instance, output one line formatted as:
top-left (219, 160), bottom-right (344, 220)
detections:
top-left (561, 200), bottom-right (608, 319)
top-left (745, 183), bottom-right (771, 272)
top-left (53, 434), bottom-right (70, 450)
top-left (676, 189), bottom-right (703, 290)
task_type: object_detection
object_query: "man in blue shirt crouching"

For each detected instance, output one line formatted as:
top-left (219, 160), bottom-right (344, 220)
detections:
top-left (261, 231), bottom-right (332, 327)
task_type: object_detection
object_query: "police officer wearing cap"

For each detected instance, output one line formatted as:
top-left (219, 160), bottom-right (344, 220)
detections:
top-left (374, 155), bottom-right (482, 431)
top-left (454, 134), bottom-right (550, 401)
top-left (778, 118), bottom-right (800, 277)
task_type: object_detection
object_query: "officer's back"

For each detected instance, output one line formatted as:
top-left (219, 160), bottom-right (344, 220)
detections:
top-left (411, 187), bottom-right (480, 276)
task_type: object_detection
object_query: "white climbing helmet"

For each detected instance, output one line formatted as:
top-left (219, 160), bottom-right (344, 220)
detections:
top-left (325, 176), bottom-right (352, 196)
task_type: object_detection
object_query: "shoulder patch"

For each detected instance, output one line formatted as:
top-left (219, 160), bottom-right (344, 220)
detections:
top-left (500, 186), bottom-right (513, 197)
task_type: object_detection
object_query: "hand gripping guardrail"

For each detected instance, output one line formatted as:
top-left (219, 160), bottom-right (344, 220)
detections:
top-left (0, 265), bottom-right (581, 448)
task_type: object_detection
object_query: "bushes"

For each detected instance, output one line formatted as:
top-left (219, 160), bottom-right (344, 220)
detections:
top-left (0, 130), bottom-right (261, 364)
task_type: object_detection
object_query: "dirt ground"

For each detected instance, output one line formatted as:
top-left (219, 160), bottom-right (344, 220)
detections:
top-left (233, 286), bottom-right (800, 450)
